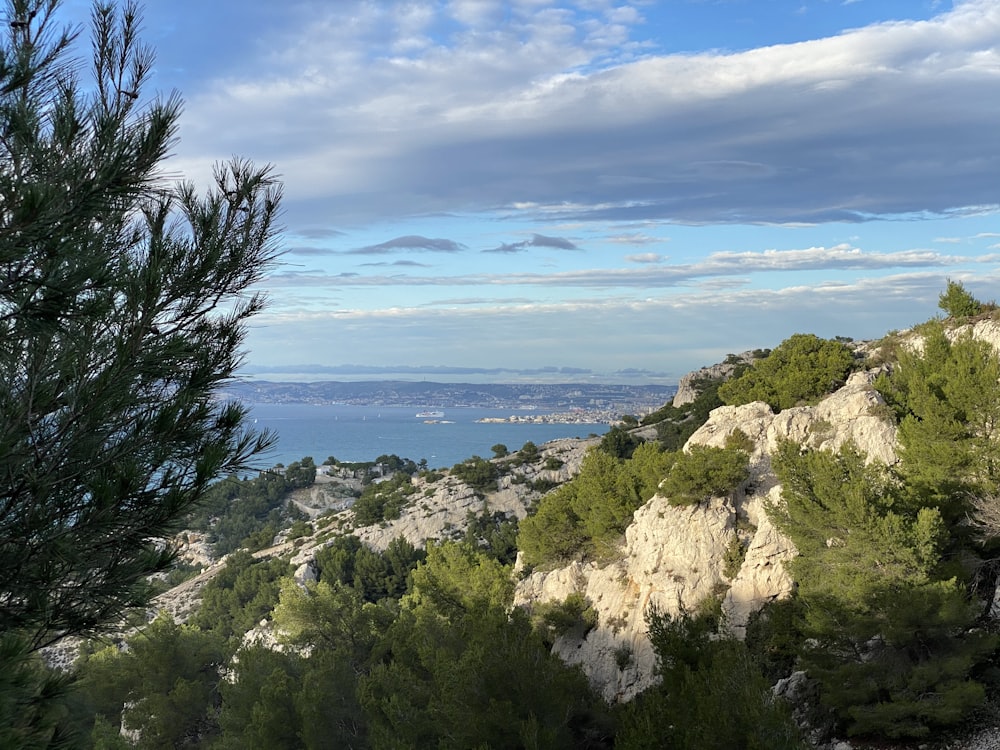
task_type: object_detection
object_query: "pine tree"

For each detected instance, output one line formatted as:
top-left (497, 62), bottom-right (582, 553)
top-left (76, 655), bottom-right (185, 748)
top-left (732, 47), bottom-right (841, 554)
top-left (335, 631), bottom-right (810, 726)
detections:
top-left (0, 0), bottom-right (280, 658)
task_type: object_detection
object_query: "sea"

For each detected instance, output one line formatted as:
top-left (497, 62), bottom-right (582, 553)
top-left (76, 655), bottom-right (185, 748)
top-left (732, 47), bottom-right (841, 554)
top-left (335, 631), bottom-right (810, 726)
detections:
top-left (247, 403), bottom-right (611, 471)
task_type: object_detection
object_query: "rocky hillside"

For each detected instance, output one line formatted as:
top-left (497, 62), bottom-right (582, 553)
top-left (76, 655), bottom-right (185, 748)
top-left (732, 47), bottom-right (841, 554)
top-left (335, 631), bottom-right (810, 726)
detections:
top-left (87, 311), bottom-right (1000, 750)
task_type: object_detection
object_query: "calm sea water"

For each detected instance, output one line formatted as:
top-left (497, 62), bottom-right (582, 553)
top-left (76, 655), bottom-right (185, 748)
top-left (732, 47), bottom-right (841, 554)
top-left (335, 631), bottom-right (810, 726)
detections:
top-left (247, 403), bottom-right (610, 470)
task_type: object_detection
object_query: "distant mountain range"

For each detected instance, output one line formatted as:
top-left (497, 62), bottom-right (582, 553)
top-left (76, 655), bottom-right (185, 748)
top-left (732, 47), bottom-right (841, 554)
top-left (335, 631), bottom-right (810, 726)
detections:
top-left (222, 380), bottom-right (676, 412)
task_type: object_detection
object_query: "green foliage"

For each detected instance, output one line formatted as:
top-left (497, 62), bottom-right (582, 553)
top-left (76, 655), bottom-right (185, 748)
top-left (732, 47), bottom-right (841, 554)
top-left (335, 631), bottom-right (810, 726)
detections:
top-left (315, 534), bottom-right (424, 603)
top-left (463, 509), bottom-right (520, 565)
top-left (361, 542), bottom-right (609, 749)
top-left (405, 541), bottom-right (515, 617)
top-left (642, 376), bottom-right (727, 451)
top-left (186, 471), bottom-right (292, 556)
top-left (517, 483), bottom-right (588, 567)
top-left (625, 441), bottom-right (678, 502)
top-left (352, 471), bottom-right (417, 526)
top-left (75, 615), bottom-right (226, 748)
top-left (0, 0), bottom-right (280, 656)
top-left (660, 444), bottom-right (749, 506)
top-left (543, 456), bottom-right (565, 470)
top-left (875, 322), bottom-right (1000, 515)
top-left (616, 608), bottom-right (805, 750)
top-left (938, 278), bottom-right (983, 318)
top-left (0, 634), bottom-right (74, 749)
top-left (723, 533), bottom-right (747, 579)
top-left (598, 425), bottom-right (643, 459)
top-left (491, 443), bottom-right (509, 458)
top-left (519, 443), bottom-right (676, 567)
top-left (315, 533), bottom-right (363, 585)
top-left (518, 441), bottom-right (540, 461)
top-left (744, 597), bottom-right (806, 683)
top-left (450, 455), bottom-right (500, 494)
top-left (272, 578), bottom-right (394, 663)
top-left (287, 519), bottom-right (313, 540)
top-left (719, 333), bottom-right (857, 411)
top-left (191, 550), bottom-right (290, 641)
top-left (532, 592), bottom-right (599, 643)
top-left (283, 456), bottom-right (316, 488)
top-left (226, 580), bottom-right (392, 749)
top-left (769, 440), bottom-right (997, 738)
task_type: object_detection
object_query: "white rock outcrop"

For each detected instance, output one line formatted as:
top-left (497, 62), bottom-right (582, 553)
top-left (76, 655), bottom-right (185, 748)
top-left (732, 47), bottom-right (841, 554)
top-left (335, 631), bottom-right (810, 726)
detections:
top-left (514, 368), bottom-right (900, 700)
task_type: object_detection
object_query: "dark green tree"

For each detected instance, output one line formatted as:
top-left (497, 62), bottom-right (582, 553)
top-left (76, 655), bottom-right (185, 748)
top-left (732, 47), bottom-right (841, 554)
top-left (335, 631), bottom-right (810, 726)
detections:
top-left (875, 322), bottom-right (1000, 516)
top-left (283, 456), bottom-right (317, 488)
top-left (0, 0), bottom-right (280, 663)
top-left (938, 278), bottom-right (982, 318)
top-left (450, 455), bottom-right (500, 494)
top-left (769, 441), bottom-right (996, 738)
top-left (617, 608), bottom-right (805, 750)
top-left (75, 615), bottom-right (227, 747)
top-left (598, 425), bottom-right (643, 459)
top-left (360, 542), bottom-right (609, 749)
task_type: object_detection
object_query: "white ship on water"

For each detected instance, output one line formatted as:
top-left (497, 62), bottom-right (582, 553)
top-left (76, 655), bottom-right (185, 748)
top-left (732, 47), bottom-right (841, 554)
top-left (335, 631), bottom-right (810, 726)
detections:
top-left (415, 410), bottom-right (445, 418)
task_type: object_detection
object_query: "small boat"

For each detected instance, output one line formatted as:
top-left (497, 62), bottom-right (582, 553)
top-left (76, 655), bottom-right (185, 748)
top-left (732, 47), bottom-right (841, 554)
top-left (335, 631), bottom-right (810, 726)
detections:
top-left (416, 410), bottom-right (444, 418)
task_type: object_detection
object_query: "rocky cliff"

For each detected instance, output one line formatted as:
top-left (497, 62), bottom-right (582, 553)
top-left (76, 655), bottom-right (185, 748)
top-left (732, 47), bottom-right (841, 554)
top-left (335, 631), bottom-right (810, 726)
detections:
top-left (513, 368), bottom-right (898, 701)
top-left (511, 317), bottom-right (1000, 703)
top-left (140, 317), bottom-right (1000, 709)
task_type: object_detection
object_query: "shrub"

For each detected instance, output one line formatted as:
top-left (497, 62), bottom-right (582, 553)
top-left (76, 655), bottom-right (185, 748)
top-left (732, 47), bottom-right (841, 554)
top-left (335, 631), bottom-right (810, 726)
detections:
top-left (353, 472), bottom-right (417, 526)
top-left (599, 425), bottom-right (643, 459)
top-left (722, 534), bottom-right (746, 579)
top-left (938, 278), bottom-right (982, 318)
top-left (660, 445), bottom-right (749, 506)
top-left (451, 456), bottom-right (500, 494)
top-left (532, 592), bottom-right (598, 643)
top-left (718, 333), bottom-right (857, 411)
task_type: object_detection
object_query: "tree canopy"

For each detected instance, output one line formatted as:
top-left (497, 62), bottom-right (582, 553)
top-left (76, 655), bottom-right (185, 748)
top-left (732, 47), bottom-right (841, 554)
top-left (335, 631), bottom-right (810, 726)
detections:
top-left (0, 0), bottom-right (279, 661)
top-left (718, 333), bottom-right (857, 412)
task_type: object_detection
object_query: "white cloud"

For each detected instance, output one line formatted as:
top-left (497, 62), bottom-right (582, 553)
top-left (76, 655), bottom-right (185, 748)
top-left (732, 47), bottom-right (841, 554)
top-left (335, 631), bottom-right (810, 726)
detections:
top-left (247, 270), bottom-right (1000, 378)
top-left (171, 0), bottom-right (1000, 229)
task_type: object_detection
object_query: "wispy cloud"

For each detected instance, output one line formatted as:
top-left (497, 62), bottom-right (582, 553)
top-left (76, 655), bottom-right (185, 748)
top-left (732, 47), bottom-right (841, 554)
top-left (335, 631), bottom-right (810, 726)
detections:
top-left (625, 253), bottom-right (665, 264)
top-left (482, 233), bottom-right (580, 253)
top-left (350, 236), bottom-right (467, 254)
top-left (265, 245), bottom-right (974, 290)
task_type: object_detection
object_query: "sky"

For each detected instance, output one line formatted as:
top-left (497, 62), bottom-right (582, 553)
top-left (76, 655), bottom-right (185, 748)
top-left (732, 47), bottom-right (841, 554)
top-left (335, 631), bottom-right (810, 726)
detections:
top-left (62, 0), bottom-right (1000, 384)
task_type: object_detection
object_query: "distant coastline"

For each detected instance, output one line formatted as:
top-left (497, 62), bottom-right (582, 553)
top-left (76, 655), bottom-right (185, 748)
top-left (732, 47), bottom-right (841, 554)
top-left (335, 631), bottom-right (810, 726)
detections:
top-left (226, 379), bottom-right (676, 416)
top-left (476, 409), bottom-right (621, 425)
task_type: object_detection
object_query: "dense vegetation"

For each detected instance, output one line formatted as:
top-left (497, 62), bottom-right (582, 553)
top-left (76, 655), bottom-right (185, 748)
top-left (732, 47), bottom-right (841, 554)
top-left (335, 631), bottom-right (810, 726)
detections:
top-left (17, 284), bottom-right (1000, 749)
top-left (5, 1), bottom-right (1000, 746)
top-left (719, 333), bottom-right (859, 411)
top-left (0, 1), bottom-right (281, 745)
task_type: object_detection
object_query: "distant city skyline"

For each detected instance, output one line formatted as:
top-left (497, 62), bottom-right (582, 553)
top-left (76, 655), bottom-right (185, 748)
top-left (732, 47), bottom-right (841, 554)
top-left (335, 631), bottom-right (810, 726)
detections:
top-left (65, 0), bottom-right (1000, 383)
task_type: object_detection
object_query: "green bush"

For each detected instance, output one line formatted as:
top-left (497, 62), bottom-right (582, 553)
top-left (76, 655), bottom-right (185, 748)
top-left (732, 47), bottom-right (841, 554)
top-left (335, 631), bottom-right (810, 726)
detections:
top-left (599, 425), bottom-right (643, 459)
top-left (532, 592), bottom-right (598, 643)
top-left (938, 278), bottom-right (982, 318)
top-left (450, 456), bottom-right (500, 494)
top-left (660, 444), bottom-right (749, 506)
top-left (718, 333), bottom-right (857, 411)
top-left (722, 534), bottom-right (746, 579)
top-left (616, 608), bottom-right (806, 750)
top-left (519, 443), bottom-right (676, 567)
top-left (352, 472), bottom-right (417, 526)
top-left (768, 440), bottom-right (997, 738)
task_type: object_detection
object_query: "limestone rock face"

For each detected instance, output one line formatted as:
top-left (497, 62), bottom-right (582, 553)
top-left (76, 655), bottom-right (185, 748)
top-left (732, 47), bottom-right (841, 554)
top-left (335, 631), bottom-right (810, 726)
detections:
top-left (515, 496), bottom-right (735, 701)
top-left (290, 436), bottom-right (598, 566)
top-left (671, 351), bottom-right (759, 407)
top-left (515, 368), bottom-right (900, 700)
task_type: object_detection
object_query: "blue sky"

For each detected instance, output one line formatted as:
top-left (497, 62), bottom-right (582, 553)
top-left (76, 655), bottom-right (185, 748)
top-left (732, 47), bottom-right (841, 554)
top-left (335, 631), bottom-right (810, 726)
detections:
top-left (65, 0), bottom-right (1000, 383)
